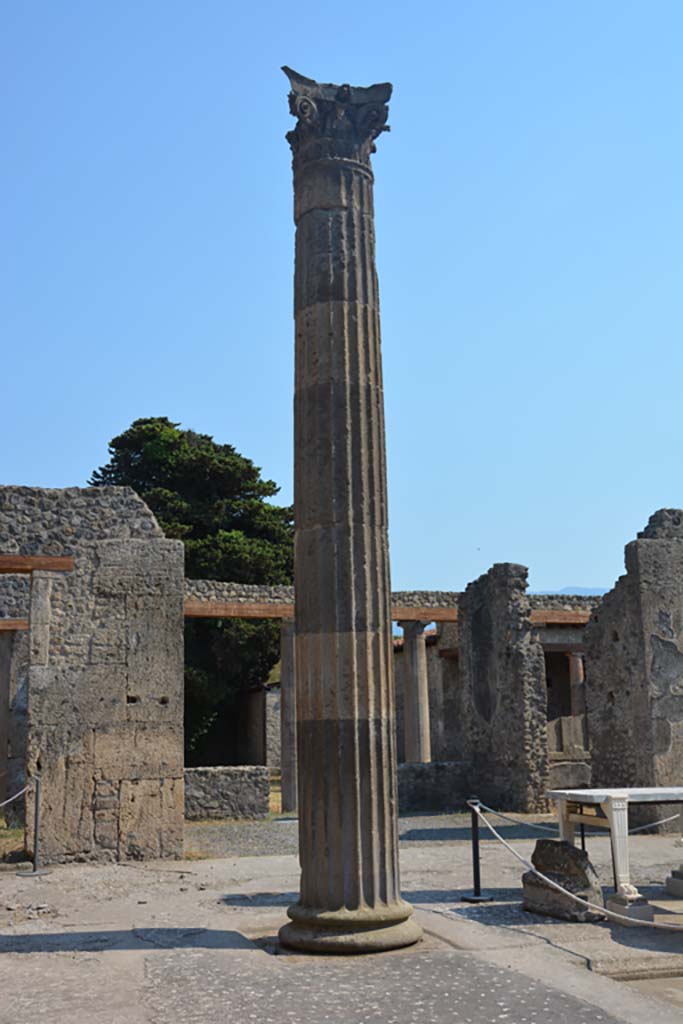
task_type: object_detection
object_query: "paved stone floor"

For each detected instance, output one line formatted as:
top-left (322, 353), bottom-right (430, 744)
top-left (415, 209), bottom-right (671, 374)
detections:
top-left (2, 814), bottom-right (683, 1023)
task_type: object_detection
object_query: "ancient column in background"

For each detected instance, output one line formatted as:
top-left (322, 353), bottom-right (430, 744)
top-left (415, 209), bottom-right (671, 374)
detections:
top-left (567, 652), bottom-right (586, 717)
top-left (279, 619), bottom-right (297, 813)
top-left (279, 67), bottom-right (420, 953)
top-left (398, 621), bottom-right (432, 763)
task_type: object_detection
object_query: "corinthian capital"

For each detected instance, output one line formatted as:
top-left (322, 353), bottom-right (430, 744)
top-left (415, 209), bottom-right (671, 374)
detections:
top-left (283, 66), bottom-right (392, 167)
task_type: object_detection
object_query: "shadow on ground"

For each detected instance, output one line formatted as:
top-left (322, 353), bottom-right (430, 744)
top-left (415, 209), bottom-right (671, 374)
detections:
top-left (0, 928), bottom-right (255, 954)
top-left (401, 823), bottom-right (557, 842)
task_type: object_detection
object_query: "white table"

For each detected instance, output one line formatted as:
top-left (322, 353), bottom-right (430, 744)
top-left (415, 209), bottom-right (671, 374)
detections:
top-left (547, 787), bottom-right (683, 915)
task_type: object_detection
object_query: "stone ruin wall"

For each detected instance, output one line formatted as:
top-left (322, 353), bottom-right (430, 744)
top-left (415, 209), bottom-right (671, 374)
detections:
top-left (184, 766), bottom-right (269, 820)
top-left (0, 631), bottom-right (28, 820)
top-left (184, 581), bottom-right (463, 610)
top-left (0, 486), bottom-right (185, 861)
top-left (2, 481), bottom-right (643, 847)
top-left (184, 579), bottom-right (294, 605)
top-left (457, 563), bottom-right (549, 811)
top-left (586, 510), bottom-right (683, 824)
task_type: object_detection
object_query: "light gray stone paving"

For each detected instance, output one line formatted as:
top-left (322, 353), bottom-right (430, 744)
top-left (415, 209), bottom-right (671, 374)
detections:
top-left (2, 827), bottom-right (683, 1022)
top-left (143, 947), bottom-right (623, 1024)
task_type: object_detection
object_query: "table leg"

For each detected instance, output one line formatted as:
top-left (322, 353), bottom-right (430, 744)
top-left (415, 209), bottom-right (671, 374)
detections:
top-left (604, 794), bottom-right (654, 923)
top-left (557, 798), bottom-right (575, 844)
top-left (665, 802), bottom-right (683, 896)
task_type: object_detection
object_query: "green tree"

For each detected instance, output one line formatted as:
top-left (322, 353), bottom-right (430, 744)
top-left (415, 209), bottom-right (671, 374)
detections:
top-left (90, 417), bottom-right (293, 764)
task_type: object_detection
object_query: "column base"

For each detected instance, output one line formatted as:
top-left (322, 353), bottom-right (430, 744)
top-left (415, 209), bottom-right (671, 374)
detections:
top-left (665, 867), bottom-right (683, 897)
top-left (279, 901), bottom-right (423, 954)
top-left (606, 893), bottom-right (654, 925)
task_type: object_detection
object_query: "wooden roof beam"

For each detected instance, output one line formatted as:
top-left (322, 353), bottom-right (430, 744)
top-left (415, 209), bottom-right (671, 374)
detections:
top-left (184, 600), bottom-right (591, 626)
top-left (0, 555), bottom-right (75, 575)
top-left (0, 618), bottom-right (29, 632)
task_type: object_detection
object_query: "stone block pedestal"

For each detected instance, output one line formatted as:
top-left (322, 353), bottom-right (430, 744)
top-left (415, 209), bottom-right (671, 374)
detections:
top-left (605, 893), bottom-right (655, 924)
top-left (665, 865), bottom-right (683, 897)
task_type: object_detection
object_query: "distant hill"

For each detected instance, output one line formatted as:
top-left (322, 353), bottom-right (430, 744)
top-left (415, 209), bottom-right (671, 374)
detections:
top-left (531, 586), bottom-right (608, 596)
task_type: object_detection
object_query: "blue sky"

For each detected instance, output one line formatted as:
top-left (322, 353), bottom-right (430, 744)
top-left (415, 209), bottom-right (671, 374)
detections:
top-left (3, 2), bottom-right (682, 591)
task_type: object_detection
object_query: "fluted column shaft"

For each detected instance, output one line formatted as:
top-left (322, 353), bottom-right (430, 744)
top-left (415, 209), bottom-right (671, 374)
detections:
top-left (279, 619), bottom-right (298, 814)
top-left (399, 621), bottom-right (432, 763)
top-left (279, 67), bottom-right (420, 953)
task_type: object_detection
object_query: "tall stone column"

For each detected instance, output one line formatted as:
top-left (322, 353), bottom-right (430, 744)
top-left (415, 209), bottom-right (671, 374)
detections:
top-left (279, 619), bottom-right (297, 813)
top-left (279, 67), bottom-right (420, 953)
top-left (567, 652), bottom-right (586, 717)
top-left (398, 621), bottom-right (432, 763)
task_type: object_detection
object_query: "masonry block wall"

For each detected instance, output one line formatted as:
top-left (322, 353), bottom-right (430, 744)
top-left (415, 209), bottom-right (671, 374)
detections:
top-left (458, 563), bottom-right (548, 811)
top-left (585, 510), bottom-right (683, 816)
top-left (0, 487), bottom-right (185, 862)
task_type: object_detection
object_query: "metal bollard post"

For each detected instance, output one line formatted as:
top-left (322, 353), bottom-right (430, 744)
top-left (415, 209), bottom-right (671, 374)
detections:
top-left (462, 798), bottom-right (493, 903)
top-left (16, 775), bottom-right (50, 878)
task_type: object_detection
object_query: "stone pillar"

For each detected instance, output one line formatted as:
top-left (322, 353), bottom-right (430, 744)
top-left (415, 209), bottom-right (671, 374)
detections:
top-left (567, 652), bottom-right (586, 717)
top-left (279, 619), bottom-right (297, 814)
top-left (0, 632), bottom-right (10, 806)
top-left (586, 509), bottom-right (683, 810)
top-left (398, 621), bottom-right (432, 763)
top-left (457, 563), bottom-right (548, 811)
top-left (279, 67), bottom-right (420, 953)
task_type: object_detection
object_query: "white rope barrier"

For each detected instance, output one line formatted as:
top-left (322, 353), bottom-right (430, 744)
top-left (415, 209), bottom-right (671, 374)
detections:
top-left (468, 801), bottom-right (683, 933)
top-left (476, 800), bottom-right (680, 837)
top-left (475, 803), bottom-right (559, 834)
top-left (0, 783), bottom-right (32, 810)
top-left (629, 813), bottom-right (680, 834)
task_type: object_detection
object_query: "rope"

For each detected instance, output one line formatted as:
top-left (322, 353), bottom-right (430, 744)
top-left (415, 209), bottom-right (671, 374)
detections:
top-left (0, 783), bottom-right (32, 809)
top-left (468, 801), bottom-right (683, 932)
top-left (629, 813), bottom-right (680, 834)
top-left (476, 800), bottom-right (680, 837)
top-left (475, 803), bottom-right (559, 834)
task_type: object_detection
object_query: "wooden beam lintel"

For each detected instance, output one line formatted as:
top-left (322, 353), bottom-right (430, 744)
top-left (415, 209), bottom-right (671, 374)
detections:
top-left (0, 555), bottom-right (75, 575)
top-left (183, 600), bottom-right (591, 625)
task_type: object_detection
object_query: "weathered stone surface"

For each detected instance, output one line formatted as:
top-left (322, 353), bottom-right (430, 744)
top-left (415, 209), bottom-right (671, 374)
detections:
top-left (264, 688), bottom-right (281, 768)
top-left (184, 766), bottom-right (270, 820)
top-left (0, 486), bottom-right (184, 862)
top-left (548, 759), bottom-right (592, 790)
top-left (279, 620), bottom-right (297, 813)
top-left (184, 579), bottom-right (294, 606)
top-left (458, 564), bottom-right (548, 811)
top-left (585, 510), bottom-right (683, 829)
top-left (397, 761), bottom-right (467, 813)
top-left (184, 581), bottom-right (597, 617)
top-left (522, 839), bottom-right (605, 922)
top-left (278, 68), bottom-right (420, 954)
top-left (529, 594), bottom-right (601, 612)
top-left (0, 575), bottom-right (30, 618)
top-left (0, 630), bottom-right (29, 818)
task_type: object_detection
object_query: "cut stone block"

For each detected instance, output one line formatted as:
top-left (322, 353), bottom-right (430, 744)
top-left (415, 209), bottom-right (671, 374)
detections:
top-left (605, 893), bottom-right (655, 924)
top-left (522, 839), bottom-right (605, 922)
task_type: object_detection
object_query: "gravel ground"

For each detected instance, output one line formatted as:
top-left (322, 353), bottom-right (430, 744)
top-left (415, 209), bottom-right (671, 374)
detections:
top-left (184, 812), bottom-right (560, 859)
